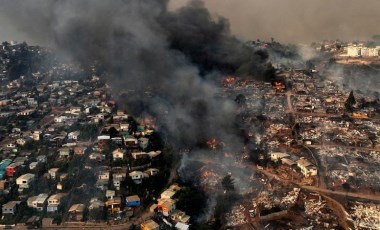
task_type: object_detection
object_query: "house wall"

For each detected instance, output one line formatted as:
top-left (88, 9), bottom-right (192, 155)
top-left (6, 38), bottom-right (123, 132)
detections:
top-left (47, 206), bottom-right (58, 212)
top-left (2, 207), bottom-right (15, 214)
top-left (126, 200), bottom-right (140, 207)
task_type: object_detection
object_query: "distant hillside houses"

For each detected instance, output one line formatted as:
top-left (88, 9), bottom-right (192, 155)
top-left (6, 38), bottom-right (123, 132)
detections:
top-left (344, 45), bottom-right (380, 57)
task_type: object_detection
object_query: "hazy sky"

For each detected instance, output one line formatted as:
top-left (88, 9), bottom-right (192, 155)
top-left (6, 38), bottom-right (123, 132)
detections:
top-left (1, 0), bottom-right (380, 44)
top-left (171, 0), bottom-right (380, 43)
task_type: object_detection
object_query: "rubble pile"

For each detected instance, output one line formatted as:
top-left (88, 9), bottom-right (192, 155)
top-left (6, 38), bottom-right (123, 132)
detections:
top-left (350, 202), bottom-right (380, 229)
top-left (225, 204), bottom-right (248, 227)
top-left (302, 194), bottom-right (339, 229)
top-left (256, 191), bottom-right (276, 210)
top-left (199, 166), bottom-right (222, 188)
top-left (304, 196), bottom-right (325, 216)
top-left (281, 188), bottom-right (300, 208)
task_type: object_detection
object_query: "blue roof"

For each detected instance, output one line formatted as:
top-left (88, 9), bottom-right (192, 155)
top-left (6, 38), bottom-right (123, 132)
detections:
top-left (0, 159), bottom-right (12, 170)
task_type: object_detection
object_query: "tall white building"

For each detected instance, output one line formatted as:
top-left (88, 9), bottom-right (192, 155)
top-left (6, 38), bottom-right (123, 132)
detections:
top-left (346, 46), bottom-right (380, 57)
top-left (347, 46), bottom-right (362, 57)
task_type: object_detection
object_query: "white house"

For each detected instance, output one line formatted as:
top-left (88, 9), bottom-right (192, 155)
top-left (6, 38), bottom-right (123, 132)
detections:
top-left (27, 193), bottom-right (48, 211)
top-left (70, 107), bottom-right (81, 114)
top-left (36, 155), bottom-right (47, 163)
top-left (95, 113), bottom-right (105, 120)
top-left (2, 201), bottom-right (20, 215)
top-left (346, 45), bottom-right (380, 57)
top-left (98, 170), bottom-right (110, 180)
top-left (17, 109), bottom-right (35, 116)
top-left (297, 158), bottom-right (318, 177)
top-left (124, 137), bottom-right (138, 146)
top-left (147, 151), bottom-right (162, 158)
top-left (54, 116), bottom-right (67, 123)
top-left (171, 209), bottom-right (191, 224)
top-left (48, 168), bottom-right (60, 179)
top-left (112, 149), bottom-right (124, 161)
top-left (97, 135), bottom-right (111, 141)
top-left (119, 123), bottom-right (129, 131)
top-left (175, 222), bottom-right (190, 230)
top-left (145, 168), bottom-right (160, 176)
top-left (16, 138), bottom-right (26, 146)
top-left (112, 172), bottom-right (126, 181)
top-left (47, 193), bottom-right (66, 212)
top-left (32, 130), bottom-right (41, 141)
top-left (113, 180), bottom-right (121, 190)
top-left (112, 172), bottom-right (126, 190)
top-left (106, 190), bottom-right (115, 200)
top-left (157, 198), bottom-right (176, 217)
top-left (67, 131), bottom-right (80, 141)
top-left (29, 162), bottom-right (39, 170)
top-left (131, 152), bottom-right (148, 160)
top-left (129, 171), bottom-right (145, 184)
top-left (138, 137), bottom-right (149, 149)
top-left (89, 153), bottom-right (105, 162)
top-left (347, 46), bottom-right (361, 57)
top-left (6, 143), bottom-right (16, 148)
top-left (270, 152), bottom-right (290, 162)
top-left (161, 189), bottom-right (176, 199)
top-left (16, 173), bottom-right (35, 189)
top-left (89, 198), bottom-right (104, 210)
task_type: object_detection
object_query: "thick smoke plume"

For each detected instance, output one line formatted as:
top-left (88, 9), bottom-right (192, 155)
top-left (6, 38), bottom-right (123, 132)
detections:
top-left (1, 0), bottom-right (275, 146)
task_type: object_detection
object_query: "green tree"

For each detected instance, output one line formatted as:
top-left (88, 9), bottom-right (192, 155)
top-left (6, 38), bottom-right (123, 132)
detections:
top-left (235, 94), bottom-right (246, 106)
top-left (372, 34), bottom-right (380, 41)
top-left (342, 182), bottom-right (351, 191)
top-left (129, 224), bottom-right (138, 230)
top-left (192, 222), bottom-right (214, 230)
top-left (146, 132), bottom-right (163, 151)
top-left (88, 208), bottom-right (106, 222)
top-left (345, 90), bottom-right (356, 112)
top-left (174, 187), bottom-right (206, 216)
top-left (79, 124), bottom-right (99, 141)
top-left (127, 116), bottom-right (138, 134)
top-left (108, 127), bottom-right (119, 138)
top-left (214, 192), bottom-right (240, 227)
top-left (221, 175), bottom-right (235, 191)
top-left (89, 106), bottom-right (101, 115)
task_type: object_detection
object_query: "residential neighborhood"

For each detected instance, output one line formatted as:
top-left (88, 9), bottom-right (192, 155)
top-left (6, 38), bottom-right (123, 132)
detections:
top-left (0, 41), bottom-right (193, 229)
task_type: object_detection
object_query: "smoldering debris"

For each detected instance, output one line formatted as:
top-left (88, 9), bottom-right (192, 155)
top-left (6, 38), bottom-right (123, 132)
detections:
top-left (178, 149), bottom-right (259, 193)
top-left (323, 63), bottom-right (380, 100)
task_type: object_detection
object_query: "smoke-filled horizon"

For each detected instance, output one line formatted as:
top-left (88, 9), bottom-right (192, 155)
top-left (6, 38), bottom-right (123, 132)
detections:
top-left (2, 0), bottom-right (380, 44)
top-left (171, 0), bottom-right (380, 43)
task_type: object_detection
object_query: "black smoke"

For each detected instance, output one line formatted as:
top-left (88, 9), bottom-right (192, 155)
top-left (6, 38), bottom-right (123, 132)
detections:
top-left (159, 1), bottom-right (275, 79)
top-left (0, 0), bottom-right (276, 146)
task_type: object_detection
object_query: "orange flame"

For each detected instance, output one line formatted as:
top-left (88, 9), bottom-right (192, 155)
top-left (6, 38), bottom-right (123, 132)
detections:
top-left (201, 170), bottom-right (217, 178)
top-left (206, 138), bottom-right (217, 149)
top-left (222, 76), bottom-right (236, 87)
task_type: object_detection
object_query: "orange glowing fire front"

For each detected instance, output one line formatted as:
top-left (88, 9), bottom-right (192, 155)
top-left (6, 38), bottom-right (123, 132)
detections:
top-left (201, 170), bottom-right (217, 178)
top-left (274, 81), bottom-right (285, 92)
top-left (206, 138), bottom-right (217, 149)
top-left (222, 76), bottom-right (236, 87)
